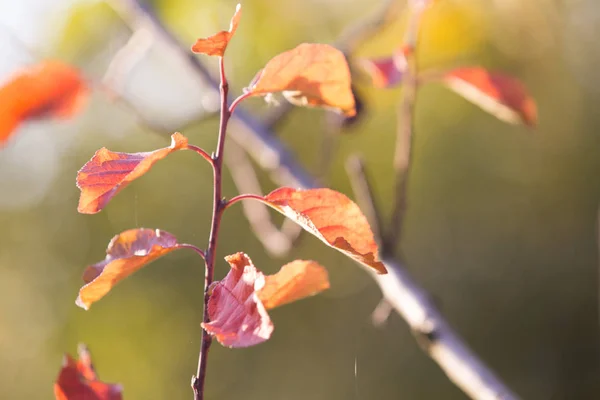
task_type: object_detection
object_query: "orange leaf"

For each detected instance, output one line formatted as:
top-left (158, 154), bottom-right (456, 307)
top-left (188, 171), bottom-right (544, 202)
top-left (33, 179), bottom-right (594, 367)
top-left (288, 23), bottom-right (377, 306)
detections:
top-left (246, 43), bottom-right (356, 117)
top-left (191, 4), bottom-right (241, 57)
top-left (76, 133), bottom-right (189, 214)
top-left (202, 253), bottom-right (274, 348)
top-left (263, 188), bottom-right (387, 274)
top-left (54, 344), bottom-right (122, 400)
top-left (258, 260), bottom-right (329, 310)
top-left (76, 228), bottom-right (183, 310)
top-left (0, 60), bottom-right (87, 146)
top-left (443, 67), bottom-right (537, 127)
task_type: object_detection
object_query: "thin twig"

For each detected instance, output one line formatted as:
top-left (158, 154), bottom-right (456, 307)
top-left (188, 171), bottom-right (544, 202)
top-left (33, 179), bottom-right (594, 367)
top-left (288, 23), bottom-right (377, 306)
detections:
top-left (224, 139), bottom-right (300, 257)
top-left (192, 56), bottom-right (230, 400)
top-left (386, 0), bottom-right (427, 256)
top-left (106, 1), bottom-right (519, 399)
top-left (345, 155), bottom-right (385, 246)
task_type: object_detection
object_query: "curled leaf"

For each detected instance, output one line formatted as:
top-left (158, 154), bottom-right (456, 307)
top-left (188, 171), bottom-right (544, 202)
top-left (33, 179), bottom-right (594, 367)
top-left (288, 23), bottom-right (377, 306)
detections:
top-left (203, 254), bottom-right (330, 348)
top-left (191, 4), bottom-right (241, 56)
top-left (258, 260), bottom-right (329, 310)
top-left (54, 344), bottom-right (123, 400)
top-left (246, 43), bottom-right (356, 117)
top-left (202, 253), bottom-right (274, 348)
top-left (76, 133), bottom-right (189, 214)
top-left (443, 67), bottom-right (537, 127)
top-left (76, 228), bottom-right (183, 310)
top-left (0, 60), bottom-right (87, 146)
top-left (263, 188), bottom-right (387, 274)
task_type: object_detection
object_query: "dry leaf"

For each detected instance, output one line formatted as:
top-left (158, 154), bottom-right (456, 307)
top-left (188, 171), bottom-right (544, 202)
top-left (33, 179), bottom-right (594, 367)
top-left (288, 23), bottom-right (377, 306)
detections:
top-left (77, 133), bottom-right (189, 214)
top-left (258, 260), bottom-right (329, 310)
top-left (0, 60), bottom-right (87, 146)
top-left (76, 229), bottom-right (183, 310)
top-left (263, 187), bottom-right (387, 274)
top-left (444, 67), bottom-right (537, 127)
top-left (246, 43), bottom-right (356, 117)
top-left (203, 254), bottom-right (330, 347)
top-left (54, 344), bottom-right (122, 400)
top-left (202, 253), bottom-right (274, 348)
top-left (191, 4), bottom-right (241, 56)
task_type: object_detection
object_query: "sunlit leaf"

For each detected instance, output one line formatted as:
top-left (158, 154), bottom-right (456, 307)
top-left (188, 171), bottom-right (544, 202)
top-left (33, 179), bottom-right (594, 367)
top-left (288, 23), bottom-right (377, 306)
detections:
top-left (443, 67), bottom-right (537, 127)
top-left (191, 4), bottom-right (241, 56)
top-left (203, 253), bottom-right (330, 348)
top-left (246, 43), bottom-right (356, 117)
top-left (0, 60), bottom-right (87, 146)
top-left (76, 133), bottom-right (189, 214)
top-left (54, 344), bottom-right (123, 400)
top-left (76, 229), bottom-right (184, 310)
top-left (258, 259), bottom-right (329, 310)
top-left (202, 252), bottom-right (274, 348)
top-left (263, 188), bottom-right (387, 274)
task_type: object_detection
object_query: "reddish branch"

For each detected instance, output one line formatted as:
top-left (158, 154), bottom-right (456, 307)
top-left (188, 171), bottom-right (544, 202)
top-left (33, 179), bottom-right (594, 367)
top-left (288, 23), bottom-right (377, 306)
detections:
top-left (192, 57), bottom-right (230, 400)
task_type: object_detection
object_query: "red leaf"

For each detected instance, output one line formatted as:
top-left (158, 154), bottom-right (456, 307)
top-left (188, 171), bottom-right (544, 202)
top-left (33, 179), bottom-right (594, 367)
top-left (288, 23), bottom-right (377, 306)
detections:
top-left (191, 4), bottom-right (241, 57)
top-left (258, 260), bottom-right (329, 310)
top-left (54, 344), bottom-right (122, 400)
top-left (263, 188), bottom-right (387, 274)
top-left (0, 60), bottom-right (87, 146)
top-left (76, 228), bottom-right (183, 310)
top-left (443, 67), bottom-right (537, 127)
top-left (360, 47), bottom-right (409, 88)
top-left (246, 43), bottom-right (356, 117)
top-left (76, 133), bottom-right (189, 214)
top-left (202, 253), bottom-right (274, 348)
top-left (203, 254), bottom-right (330, 348)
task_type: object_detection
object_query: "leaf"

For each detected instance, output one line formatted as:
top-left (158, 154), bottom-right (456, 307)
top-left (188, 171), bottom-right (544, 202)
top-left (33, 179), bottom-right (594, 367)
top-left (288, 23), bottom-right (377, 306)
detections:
top-left (443, 67), bottom-right (537, 127)
top-left (203, 253), bottom-right (330, 348)
top-left (258, 260), bottom-right (329, 310)
top-left (191, 4), bottom-right (241, 56)
top-left (360, 48), bottom-right (408, 88)
top-left (0, 60), bottom-right (87, 146)
top-left (263, 188), bottom-right (387, 274)
top-left (246, 43), bottom-right (356, 117)
top-left (76, 228), bottom-right (183, 310)
top-left (54, 344), bottom-right (123, 400)
top-left (76, 133), bottom-right (189, 214)
top-left (202, 253), bottom-right (274, 348)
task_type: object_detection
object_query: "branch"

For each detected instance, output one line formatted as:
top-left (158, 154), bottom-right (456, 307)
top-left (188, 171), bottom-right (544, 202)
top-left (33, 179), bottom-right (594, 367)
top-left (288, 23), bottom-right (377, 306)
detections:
top-left (386, 0), bottom-right (427, 256)
top-left (345, 154), bottom-right (385, 246)
top-left (108, 1), bottom-right (519, 399)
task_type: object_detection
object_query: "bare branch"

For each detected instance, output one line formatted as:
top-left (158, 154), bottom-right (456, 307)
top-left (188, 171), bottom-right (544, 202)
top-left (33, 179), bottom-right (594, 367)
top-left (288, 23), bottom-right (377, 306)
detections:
top-left (345, 154), bottom-right (385, 246)
top-left (386, 1), bottom-right (427, 256)
top-left (107, 1), bottom-right (519, 399)
top-left (225, 139), bottom-right (301, 257)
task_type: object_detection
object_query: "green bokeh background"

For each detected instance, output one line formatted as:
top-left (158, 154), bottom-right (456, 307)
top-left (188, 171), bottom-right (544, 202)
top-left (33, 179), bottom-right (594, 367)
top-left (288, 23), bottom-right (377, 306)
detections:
top-left (0, 0), bottom-right (599, 399)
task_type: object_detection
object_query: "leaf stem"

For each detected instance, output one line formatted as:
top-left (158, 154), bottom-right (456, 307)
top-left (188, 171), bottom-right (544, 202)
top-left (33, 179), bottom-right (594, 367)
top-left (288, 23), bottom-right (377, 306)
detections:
top-left (188, 145), bottom-right (214, 166)
top-left (178, 244), bottom-right (207, 262)
top-left (229, 92), bottom-right (253, 114)
top-left (224, 193), bottom-right (266, 209)
top-left (192, 56), bottom-right (231, 400)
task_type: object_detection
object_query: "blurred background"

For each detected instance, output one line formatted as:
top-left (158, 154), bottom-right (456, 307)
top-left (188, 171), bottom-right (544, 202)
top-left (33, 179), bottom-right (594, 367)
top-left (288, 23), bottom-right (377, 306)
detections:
top-left (0, 0), bottom-right (599, 398)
